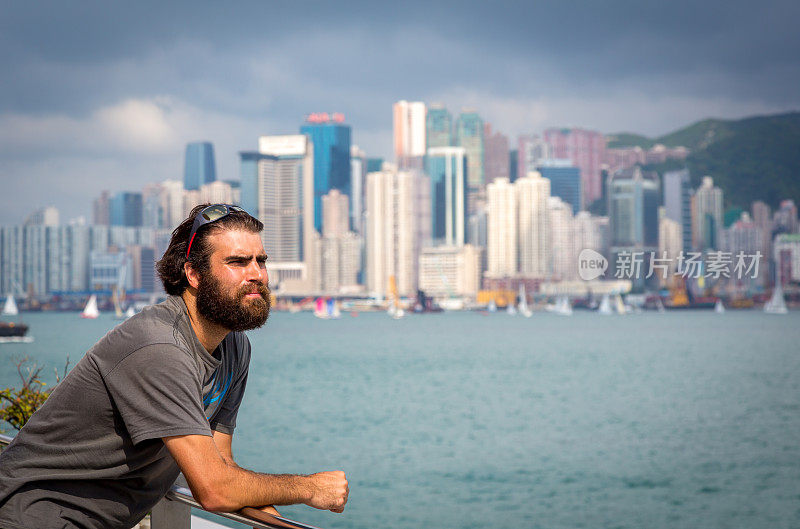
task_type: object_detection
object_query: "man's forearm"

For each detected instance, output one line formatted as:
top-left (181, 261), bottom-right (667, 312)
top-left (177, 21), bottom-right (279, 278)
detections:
top-left (165, 434), bottom-right (348, 513)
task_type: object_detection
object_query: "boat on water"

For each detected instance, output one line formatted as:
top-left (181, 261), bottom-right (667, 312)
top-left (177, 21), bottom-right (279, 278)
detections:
top-left (553, 295), bottom-right (573, 316)
top-left (487, 299), bottom-right (497, 313)
top-left (764, 283), bottom-right (788, 315)
top-left (518, 285), bottom-right (533, 318)
top-left (714, 299), bottom-right (726, 314)
top-left (1, 294), bottom-right (30, 341)
top-left (82, 295), bottom-right (100, 319)
top-left (597, 293), bottom-right (613, 315)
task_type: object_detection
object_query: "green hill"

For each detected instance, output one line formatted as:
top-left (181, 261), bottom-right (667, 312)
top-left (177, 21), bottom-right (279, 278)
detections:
top-left (609, 112), bottom-right (800, 210)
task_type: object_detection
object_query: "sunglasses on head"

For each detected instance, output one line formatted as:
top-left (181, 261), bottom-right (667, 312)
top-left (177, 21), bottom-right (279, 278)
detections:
top-left (186, 204), bottom-right (245, 258)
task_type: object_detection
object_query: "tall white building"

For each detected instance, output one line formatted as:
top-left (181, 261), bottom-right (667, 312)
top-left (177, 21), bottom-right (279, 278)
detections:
top-left (393, 100), bottom-right (427, 168)
top-left (256, 135), bottom-right (316, 294)
top-left (516, 171), bottom-right (551, 278)
top-left (658, 207), bottom-right (683, 283)
top-left (317, 190), bottom-right (362, 293)
top-left (548, 196), bottom-right (574, 280)
top-left (486, 177), bottom-right (517, 277)
top-left (693, 176), bottom-right (724, 251)
top-left (366, 169), bottom-right (419, 297)
top-left (322, 189), bottom-right (350, 239)
top-left (350, 145), bottom-right (367, 236)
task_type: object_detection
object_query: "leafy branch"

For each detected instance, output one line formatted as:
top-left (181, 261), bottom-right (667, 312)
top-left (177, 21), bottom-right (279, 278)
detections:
top-left (0, 356), bottom-right (70, 433)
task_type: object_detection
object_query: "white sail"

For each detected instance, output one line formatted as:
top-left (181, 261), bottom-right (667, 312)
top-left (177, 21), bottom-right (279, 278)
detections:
top-left (614, 294), bottom-right (627, 315)
top-left (82, 295), bottom-right (100, 319)
top-left (487, 299), bottom-right (497, 313)
top-left (2, 294), bottom-right (19, 316)
top-left (714, 300), bottom-right (725, 314)
top-left (554, 295), bottom-right (573, 316)
top-left (598, 294), bottom-right (613, 315)
top-left (764, 283), bottom-right (788, 314)
top-left (506, 303), bottom-right (517, 315)
top-left (518, 285), bottom-right (532, 317)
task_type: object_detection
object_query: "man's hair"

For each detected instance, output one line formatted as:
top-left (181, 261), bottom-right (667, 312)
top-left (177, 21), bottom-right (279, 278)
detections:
top-left (156, 204), bottom-right (263, 295)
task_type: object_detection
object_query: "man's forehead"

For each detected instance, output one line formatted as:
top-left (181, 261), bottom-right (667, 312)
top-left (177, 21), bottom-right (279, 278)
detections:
top-left (206, 229), bottom-right (265, 256)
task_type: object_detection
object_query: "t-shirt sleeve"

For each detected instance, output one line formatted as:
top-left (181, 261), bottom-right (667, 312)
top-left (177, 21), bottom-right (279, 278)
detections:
top-left (103, 344), bottom-right (212, 444)
top-left (209, 333), bottom-right (251, 435)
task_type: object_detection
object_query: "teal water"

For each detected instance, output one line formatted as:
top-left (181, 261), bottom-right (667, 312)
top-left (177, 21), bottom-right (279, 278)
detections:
top-left (2, 310), bottom-right (800, 529)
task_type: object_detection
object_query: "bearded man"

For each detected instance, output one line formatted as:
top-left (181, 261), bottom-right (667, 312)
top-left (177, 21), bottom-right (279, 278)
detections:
top-left (0, 204), bottom-right (348, 529)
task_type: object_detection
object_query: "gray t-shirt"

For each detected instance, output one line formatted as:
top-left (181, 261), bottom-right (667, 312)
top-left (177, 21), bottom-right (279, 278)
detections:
top-left (0, 296), bottom-right (251, 529)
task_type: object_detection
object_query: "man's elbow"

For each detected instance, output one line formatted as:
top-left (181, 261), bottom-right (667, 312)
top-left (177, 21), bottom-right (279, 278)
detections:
top-left (191, 477), bottom-right (241, 512)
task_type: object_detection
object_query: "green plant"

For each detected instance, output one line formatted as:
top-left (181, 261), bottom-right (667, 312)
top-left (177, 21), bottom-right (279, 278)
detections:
top-left (0, 357), bottom-right (69, 433)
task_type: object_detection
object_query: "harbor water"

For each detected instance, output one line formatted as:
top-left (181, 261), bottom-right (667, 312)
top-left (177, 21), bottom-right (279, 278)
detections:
top-left (1, 310), bottom-right (799, 528)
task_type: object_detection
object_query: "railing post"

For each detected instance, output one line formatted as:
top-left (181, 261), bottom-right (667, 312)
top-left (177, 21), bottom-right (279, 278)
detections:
top-left (150, 497), bottom-right (191, 529)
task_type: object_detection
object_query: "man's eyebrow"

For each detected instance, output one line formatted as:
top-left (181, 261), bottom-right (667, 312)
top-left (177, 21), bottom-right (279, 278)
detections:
top-left (223, 254), bottom-right (267, 262)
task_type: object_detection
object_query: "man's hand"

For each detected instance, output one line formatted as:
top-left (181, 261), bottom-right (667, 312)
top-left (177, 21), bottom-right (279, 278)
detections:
top-left (306, 471), bottom-right (349, 513)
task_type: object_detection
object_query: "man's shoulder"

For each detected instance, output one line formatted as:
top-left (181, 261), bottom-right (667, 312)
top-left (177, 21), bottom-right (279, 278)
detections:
top-left (89, 297), bottom-right (193, 371)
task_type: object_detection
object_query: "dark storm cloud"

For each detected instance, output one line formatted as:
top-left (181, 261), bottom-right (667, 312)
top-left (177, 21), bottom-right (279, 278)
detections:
top-left (0, 0), bottom-right (798, 223)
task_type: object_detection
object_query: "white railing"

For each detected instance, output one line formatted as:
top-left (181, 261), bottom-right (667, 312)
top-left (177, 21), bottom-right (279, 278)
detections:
top-left (0, 433), bottom-right (323, 529)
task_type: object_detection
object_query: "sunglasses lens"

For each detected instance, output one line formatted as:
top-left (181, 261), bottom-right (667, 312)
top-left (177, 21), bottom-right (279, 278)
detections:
top-left (201, 205), bottom-right (229, 221)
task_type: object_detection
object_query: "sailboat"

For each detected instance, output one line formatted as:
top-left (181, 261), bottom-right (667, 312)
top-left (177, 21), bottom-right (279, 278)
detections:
top-left (597, 293), bottom-right (613, 315)
top-left (714, 299), bottom-right (725, 314)
top-left (3, 294), bottom-right (19, 316)
top-left (764, 284), bottom-right (788, 314)
top-left (554, 295), bottom-right (573, 316)
top-left (518, 285), bottom-right (533, 318)
top-left (81, 295), bottom-right (100, 319)
top-left (314, 297), bottom-right (329, 319)
top-left (487, 299), bottom-right (497, 313)
top-left (327, 299), bottom-right (341, 319)
top-left (614, 294), bottom-right (627, 315)
top-left (1, 294), bottom-right (30, 341)
top-left (506, 302), bottom-right (517, 315)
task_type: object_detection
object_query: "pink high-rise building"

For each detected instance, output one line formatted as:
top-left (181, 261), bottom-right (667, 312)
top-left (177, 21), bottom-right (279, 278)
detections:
top-left (483, 123), bottom-right (509, 184)
top-left (544, 128), bottom-right (605, 208)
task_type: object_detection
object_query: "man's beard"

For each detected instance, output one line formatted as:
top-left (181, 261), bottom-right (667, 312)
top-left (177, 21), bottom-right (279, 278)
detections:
top-left (196, 272), bottom-right (271, 332)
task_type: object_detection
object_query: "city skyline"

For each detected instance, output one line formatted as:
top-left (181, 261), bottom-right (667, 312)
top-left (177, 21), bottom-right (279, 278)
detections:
top-left (2, 1), bottom-right (799, 224)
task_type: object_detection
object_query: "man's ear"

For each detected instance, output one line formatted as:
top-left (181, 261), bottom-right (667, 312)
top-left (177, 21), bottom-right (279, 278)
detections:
top-left (184, 261), bottom-right (201, 290)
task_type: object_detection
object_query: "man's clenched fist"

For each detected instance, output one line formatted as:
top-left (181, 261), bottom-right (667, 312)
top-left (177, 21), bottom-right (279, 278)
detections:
top-left (305, 471), bottom-right (349, 513)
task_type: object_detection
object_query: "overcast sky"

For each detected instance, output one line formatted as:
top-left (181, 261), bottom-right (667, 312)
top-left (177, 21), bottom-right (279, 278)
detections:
top-left (1, 0), bottom-right (798, 223)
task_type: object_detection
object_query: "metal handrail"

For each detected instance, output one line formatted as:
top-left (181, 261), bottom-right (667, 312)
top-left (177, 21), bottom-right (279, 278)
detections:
top-left (0, 433), bottom-right (323, 529)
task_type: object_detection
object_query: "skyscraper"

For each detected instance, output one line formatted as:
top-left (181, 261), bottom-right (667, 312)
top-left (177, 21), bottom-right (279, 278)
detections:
top-left (692, 176), bottom-right (724, 251)
top-left (608, 167), bottom-right (660, 289)
top-left (517, 135), bottom-right (552, 181)
top-left (486, 177), bottom-right (517, 277)
top-left (608, 167), bottom-right (660, 249)
top-left (455, 110), bottom-right (484, 211)
top-left (393, 100), bottom-right (426, 168)
top-left (537, 160), bottom-right (582, 215)
top-left (300, 114), bottom-right (352, 231)
top-left (548, 196), bottom-right (575, 280)
top-left (322, 189), bottom-right (350, 239)
top-left (365, 169), bottom-right (419, 297)
top-left (110, 192), bottom-right (143, 227)
top-left (350, 145), bottom-right (367, 235)
top-left (483, 123), bottom-right (509, 184)
top-left (543, 128), bottom-right (605, 208)
top-left (663, 169), bottom-right (692, 252)
top-left (184, 142), bottom-right (217, 191)
top-left (516, 171), bottom-right (551, 278)
top-left (426, 147), bottom-right (467, 247)
top-left (425, 104), bottom-right (452, 149)
top-left (239, 135), bottom-right (315, 294)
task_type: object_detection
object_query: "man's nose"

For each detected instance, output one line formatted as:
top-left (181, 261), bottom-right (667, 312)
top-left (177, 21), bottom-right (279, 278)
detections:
top-left (245, 260), bottom-right (266, 282)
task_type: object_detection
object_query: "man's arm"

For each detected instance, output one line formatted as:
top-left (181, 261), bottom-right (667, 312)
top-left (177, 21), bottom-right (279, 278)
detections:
top-left (164, 434), bottom-right (348, 513)
top-left (212, 431), bottom-right (281, 517)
